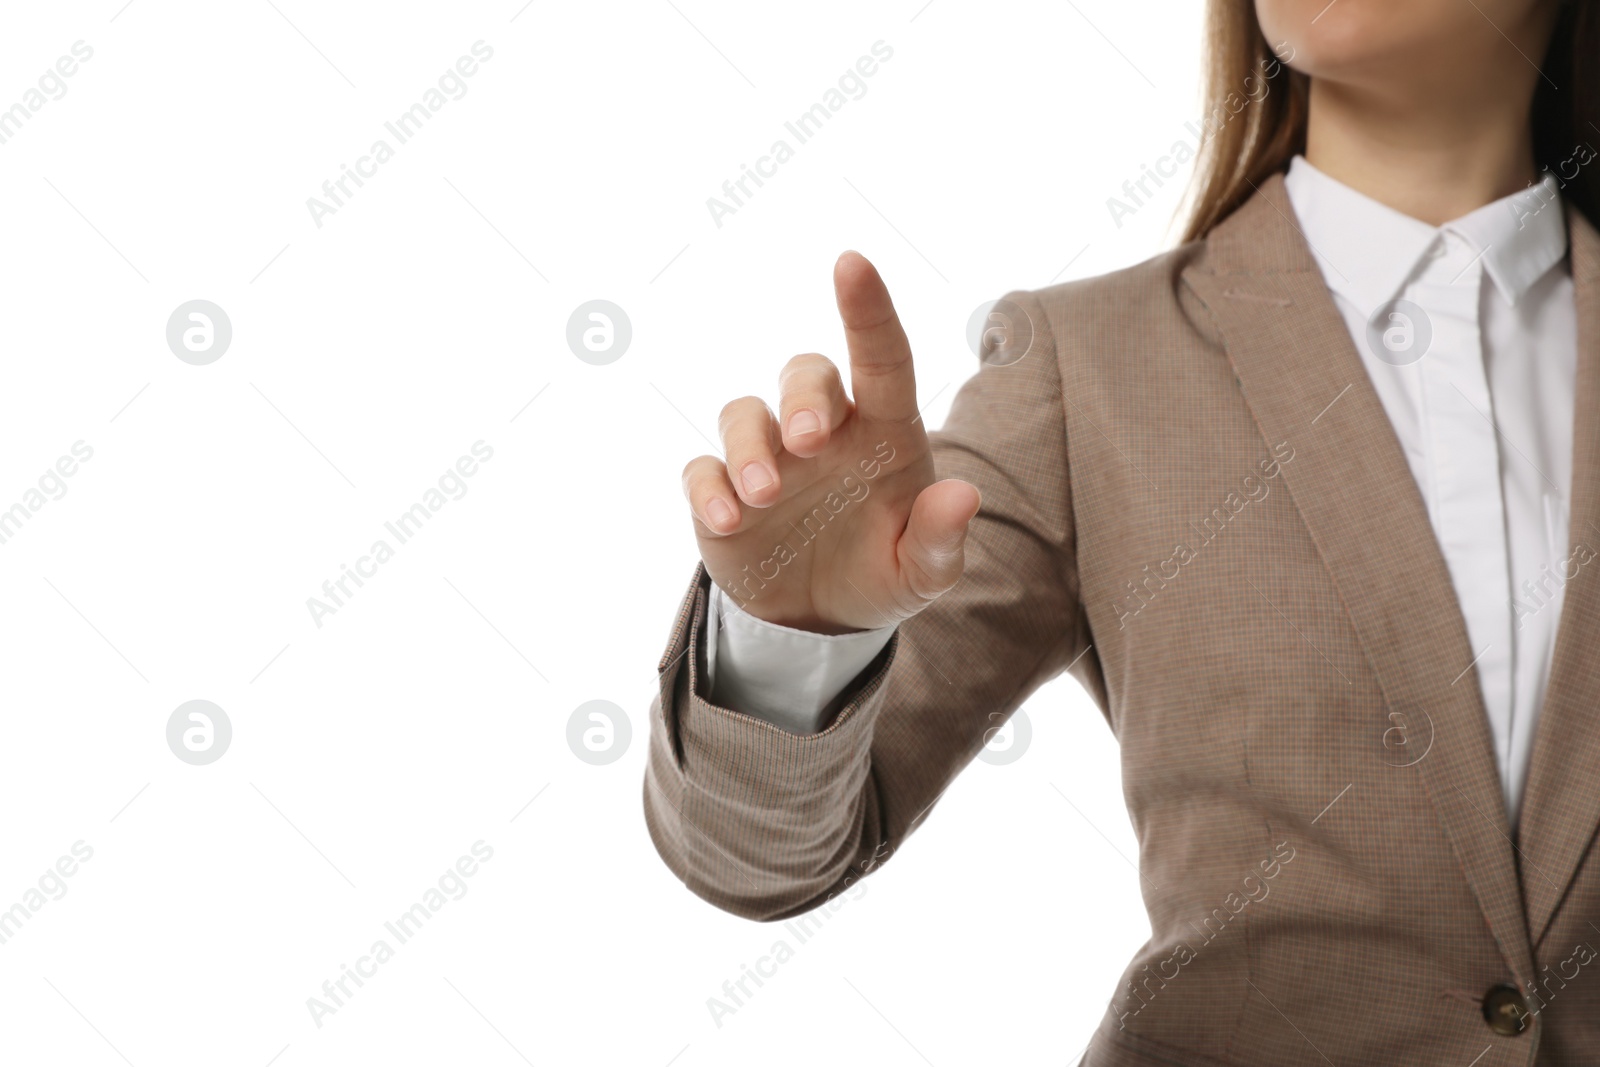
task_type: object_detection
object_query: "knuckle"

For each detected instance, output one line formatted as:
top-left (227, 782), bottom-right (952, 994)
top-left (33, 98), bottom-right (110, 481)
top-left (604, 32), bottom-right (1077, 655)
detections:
top-left (903, 547), bottom-right (959, 602)
top-left (680, 456), bottom-right (716, 494)
top-left (780, 352), bottom-right (834, 380)
top-left (778, 388), bottom-right (825, 416)
top-left (778, 359), bottom-right (844, 418)
top-left (851, 352), bottom-right (912, 380)
top-left (717, 395), bottom-right (767, 434)
top-left (723, 428), bottom-right (766, 457)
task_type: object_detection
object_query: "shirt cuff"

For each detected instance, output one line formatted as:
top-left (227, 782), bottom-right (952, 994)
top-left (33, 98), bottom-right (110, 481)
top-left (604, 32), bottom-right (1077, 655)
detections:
top-left (704, 582), bottom-right (897, 734)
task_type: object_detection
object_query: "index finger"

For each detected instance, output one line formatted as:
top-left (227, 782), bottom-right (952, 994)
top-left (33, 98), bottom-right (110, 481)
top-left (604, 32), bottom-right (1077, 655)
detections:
top-left (834, 250), bottom-right (919, 424)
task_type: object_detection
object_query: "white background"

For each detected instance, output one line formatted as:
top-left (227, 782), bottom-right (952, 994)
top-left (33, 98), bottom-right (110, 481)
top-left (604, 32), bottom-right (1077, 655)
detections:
top-left (0, 1), bottom-right (1205, 1063)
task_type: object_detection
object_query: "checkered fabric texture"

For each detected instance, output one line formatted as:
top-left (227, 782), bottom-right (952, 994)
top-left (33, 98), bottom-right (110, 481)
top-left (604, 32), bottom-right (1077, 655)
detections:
top-left (644, 174), bottom-right (1600, 1066)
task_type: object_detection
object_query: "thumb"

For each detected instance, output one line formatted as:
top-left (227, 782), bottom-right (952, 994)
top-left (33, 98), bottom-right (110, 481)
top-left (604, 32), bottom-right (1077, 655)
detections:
top-left (897, 479), bottom-right (982, 602)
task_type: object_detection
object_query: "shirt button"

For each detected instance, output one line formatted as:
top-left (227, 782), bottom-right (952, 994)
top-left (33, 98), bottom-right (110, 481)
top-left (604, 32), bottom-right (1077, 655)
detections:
top-left (1482, 983), bottom-right (1531, 1035)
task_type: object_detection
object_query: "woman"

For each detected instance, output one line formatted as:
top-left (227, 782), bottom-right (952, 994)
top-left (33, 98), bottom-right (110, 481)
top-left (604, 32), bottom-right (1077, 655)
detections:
top-left (645, 0), bottom-right (1600, 1061)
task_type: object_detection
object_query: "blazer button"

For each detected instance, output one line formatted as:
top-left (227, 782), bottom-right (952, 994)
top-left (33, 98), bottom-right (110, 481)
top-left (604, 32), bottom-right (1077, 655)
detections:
top-left (1482, 984), bottom-right (1531, 1036)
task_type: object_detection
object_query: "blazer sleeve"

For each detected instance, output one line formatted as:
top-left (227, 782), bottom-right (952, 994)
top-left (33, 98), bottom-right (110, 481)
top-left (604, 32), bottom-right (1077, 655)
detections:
top-left (642, 288), bottom-right (1091, 921)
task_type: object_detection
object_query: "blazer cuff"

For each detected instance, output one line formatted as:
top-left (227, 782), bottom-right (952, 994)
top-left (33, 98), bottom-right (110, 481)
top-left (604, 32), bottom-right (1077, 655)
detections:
top-left (646, 563), bottom-right (898, 916)
top-left (655, 563), bottom-right (898, 785)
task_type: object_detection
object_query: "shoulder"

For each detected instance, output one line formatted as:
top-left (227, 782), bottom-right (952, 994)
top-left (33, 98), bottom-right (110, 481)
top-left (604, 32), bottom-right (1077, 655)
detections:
top-left (1032, 241), bottom-right (1208, 337)
top-left (978, 240), bottom-right (1225, 374)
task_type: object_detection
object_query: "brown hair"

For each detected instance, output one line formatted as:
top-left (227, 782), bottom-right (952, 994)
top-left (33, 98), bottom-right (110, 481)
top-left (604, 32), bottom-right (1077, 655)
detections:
top-left (1181, 0), bottom-right (1599, 242)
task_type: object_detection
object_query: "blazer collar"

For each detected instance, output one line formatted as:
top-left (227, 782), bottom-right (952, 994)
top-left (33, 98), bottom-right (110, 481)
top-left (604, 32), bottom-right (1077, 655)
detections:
top-left (1180, 172), bottom-right (1540, 985)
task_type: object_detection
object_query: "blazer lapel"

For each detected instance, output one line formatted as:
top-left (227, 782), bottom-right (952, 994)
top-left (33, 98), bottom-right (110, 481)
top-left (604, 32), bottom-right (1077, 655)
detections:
top-left (1511, 203), bottom-right (1600, 952)
top-left (1180, 174), bottom-right (1535, 984)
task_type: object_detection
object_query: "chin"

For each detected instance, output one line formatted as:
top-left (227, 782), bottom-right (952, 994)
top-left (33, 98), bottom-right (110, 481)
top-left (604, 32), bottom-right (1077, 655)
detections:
top-left (1254, 0), bottom-right (1540, 84)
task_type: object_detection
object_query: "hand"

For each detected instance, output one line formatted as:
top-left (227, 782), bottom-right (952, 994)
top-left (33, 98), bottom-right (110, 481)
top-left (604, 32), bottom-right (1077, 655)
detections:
top-left (681, 251), bottom-right (982, 634)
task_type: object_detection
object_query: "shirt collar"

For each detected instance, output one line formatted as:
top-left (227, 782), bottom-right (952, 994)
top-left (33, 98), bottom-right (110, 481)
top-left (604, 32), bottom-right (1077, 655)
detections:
top-left (1282, 154), bottom-right (1567, 311)
top-left (1448, 176), bottom-right (1567, 304)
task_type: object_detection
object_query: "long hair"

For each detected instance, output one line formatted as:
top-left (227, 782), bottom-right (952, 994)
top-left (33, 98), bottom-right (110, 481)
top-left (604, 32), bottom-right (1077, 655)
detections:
top-left (1180, 0), bottom-right (1599, 242)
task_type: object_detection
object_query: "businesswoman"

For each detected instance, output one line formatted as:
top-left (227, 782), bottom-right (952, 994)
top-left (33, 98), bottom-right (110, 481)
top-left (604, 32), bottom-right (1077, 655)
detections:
top-left (645, 0), bottom-right (1600, 1061)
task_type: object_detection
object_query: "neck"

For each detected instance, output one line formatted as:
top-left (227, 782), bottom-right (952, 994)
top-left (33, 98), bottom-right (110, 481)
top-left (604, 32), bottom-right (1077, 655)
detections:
top-left (1304, 77), bottom-right (1539, 226)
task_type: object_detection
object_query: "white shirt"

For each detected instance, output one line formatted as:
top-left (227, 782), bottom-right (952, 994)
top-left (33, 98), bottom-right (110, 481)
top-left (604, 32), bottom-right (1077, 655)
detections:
top-left (703, 154), bottom-right (1576, 825)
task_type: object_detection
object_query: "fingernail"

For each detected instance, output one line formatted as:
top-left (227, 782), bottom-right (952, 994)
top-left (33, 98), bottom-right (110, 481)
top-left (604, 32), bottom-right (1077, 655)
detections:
top-left (707, 498), bottom-right (736, 531)
top-left (788, 409), bottom-right (821, 437)
top-left (741, 462), bottom-right (774, 494)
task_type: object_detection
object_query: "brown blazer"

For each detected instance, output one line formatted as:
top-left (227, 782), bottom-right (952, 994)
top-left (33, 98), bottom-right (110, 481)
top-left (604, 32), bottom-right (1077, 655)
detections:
top-left (643, 173), bottom-right (1600, 1065)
